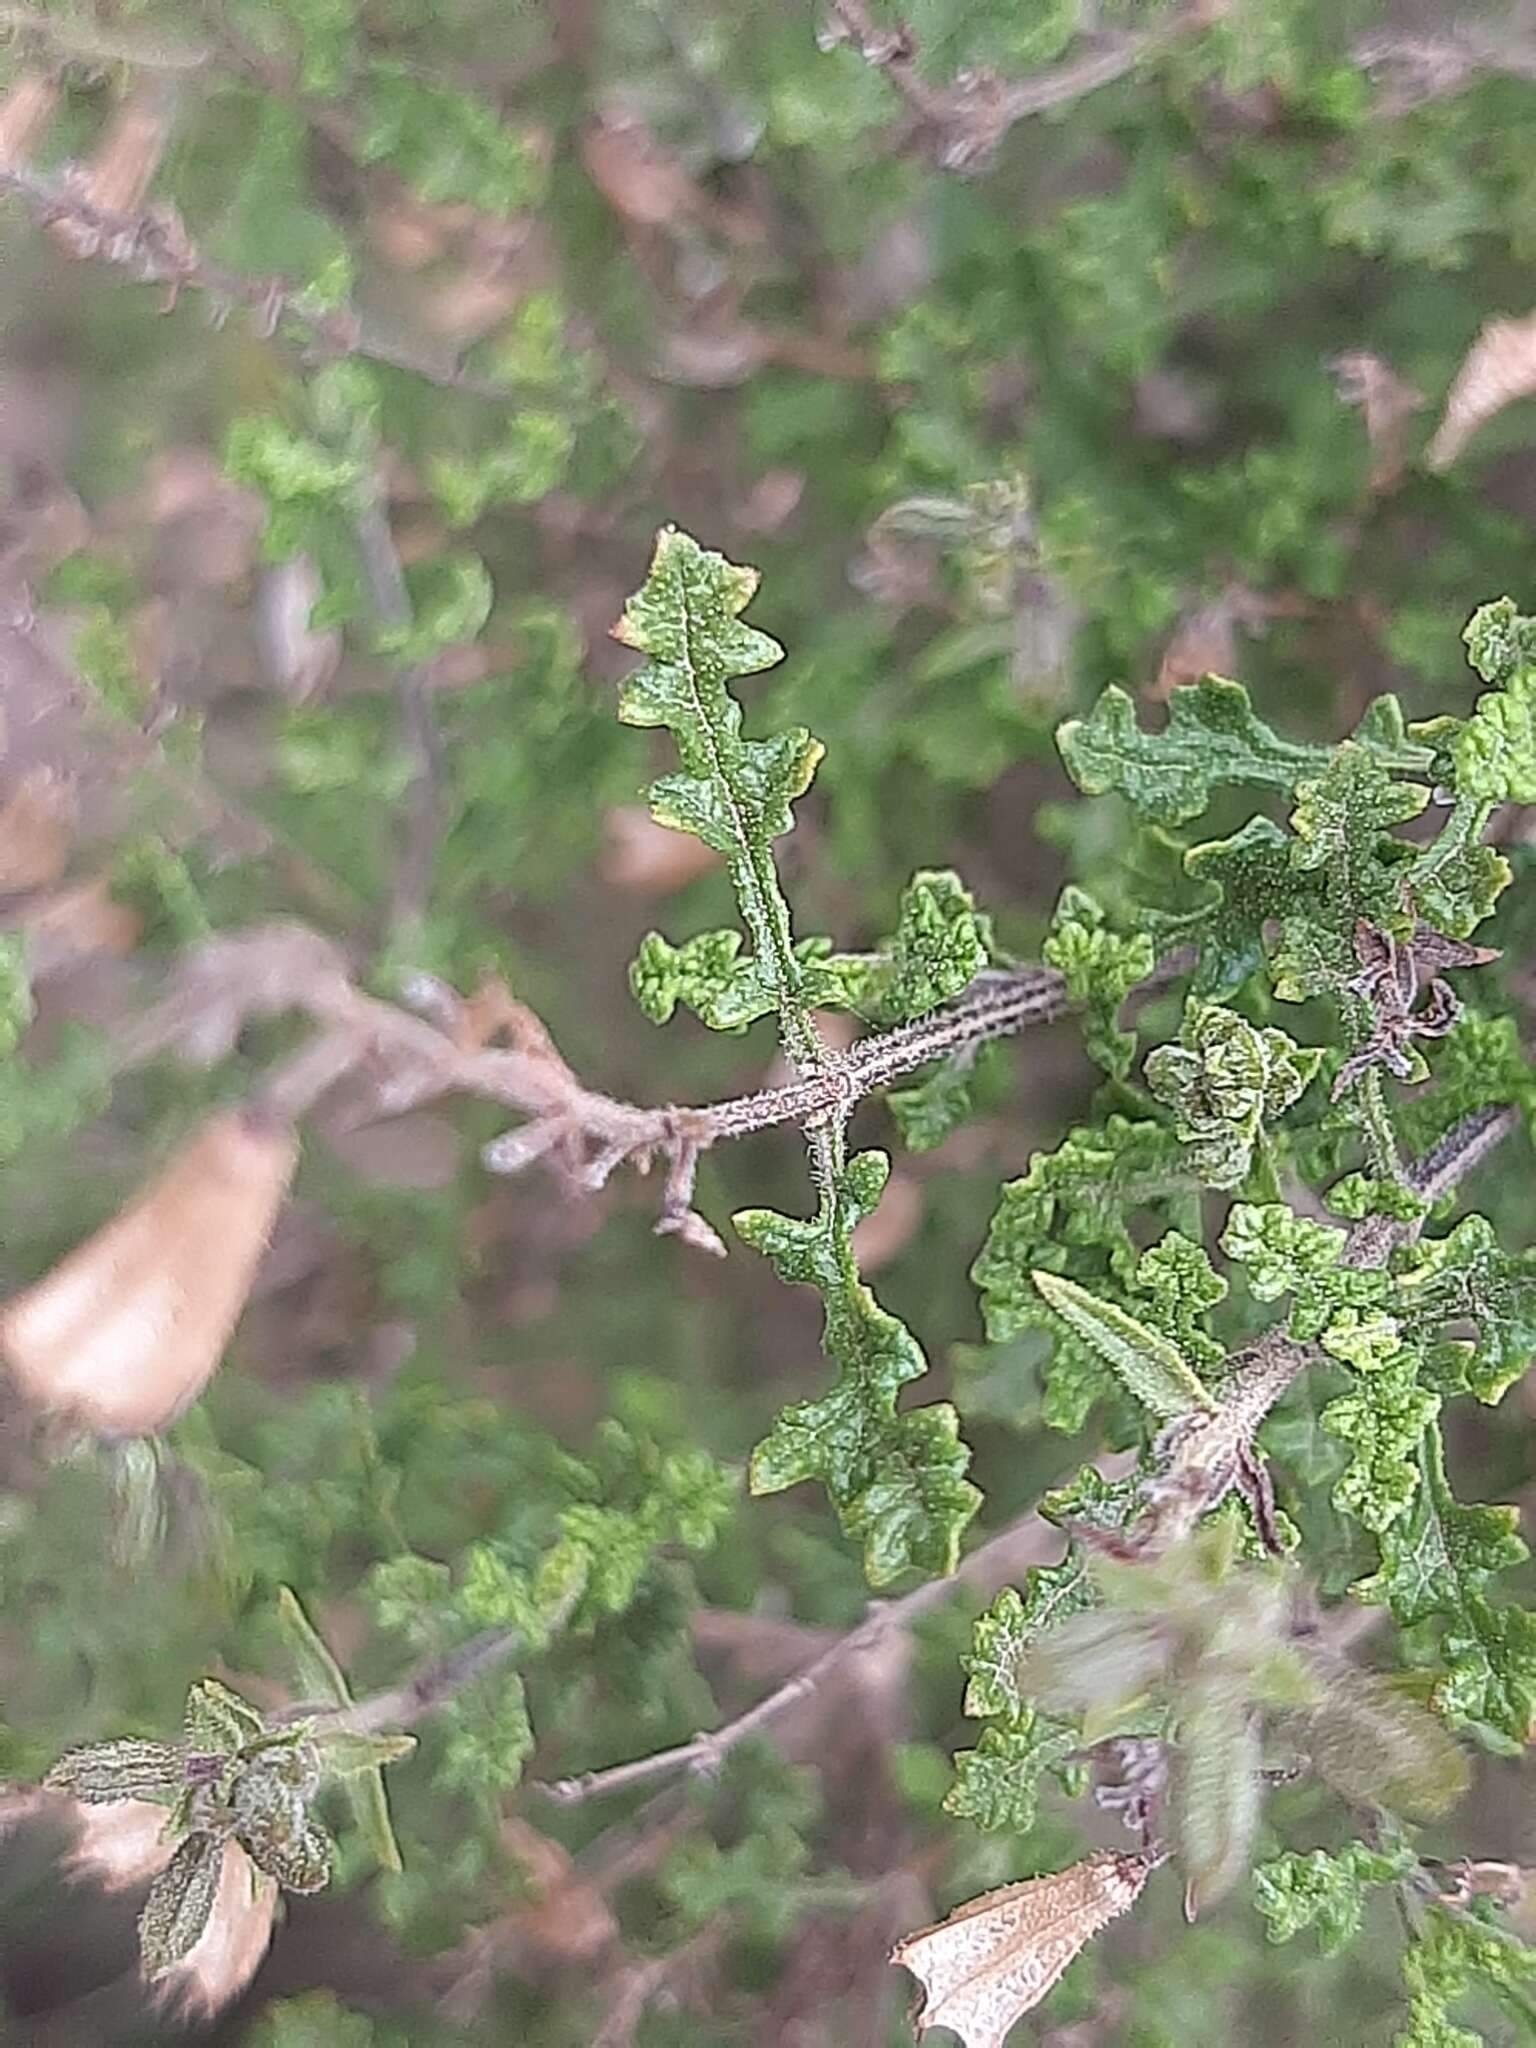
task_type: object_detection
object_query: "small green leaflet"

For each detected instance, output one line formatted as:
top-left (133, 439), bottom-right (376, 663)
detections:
top-left (1030, 1269), bottom-right (1215, 1421)
top-left (275, 1587), bottom-right (414, 1874)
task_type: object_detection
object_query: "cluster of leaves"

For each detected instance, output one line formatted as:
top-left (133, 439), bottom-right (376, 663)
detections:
top-left (44, 1666), bottom-right (410, 1980)
top-left (11, 3), bottom-right (1536, 2042)
top-left (615, 527), bottom-right (989, 1583)
top-left (938, 597), bottom-right (1536, 2038)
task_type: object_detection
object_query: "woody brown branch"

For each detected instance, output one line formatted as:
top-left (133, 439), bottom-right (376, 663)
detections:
top-left (0, 159), bottom-right (519, 400)
top-left (119, 923), bottom-right (1084, 1253)
top-left (537, 1470), bottom-right (1131, 1806)
top-left (823, 0), bottom-right (1219, 171)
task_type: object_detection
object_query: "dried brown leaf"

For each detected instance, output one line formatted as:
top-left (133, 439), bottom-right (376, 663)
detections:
top-left (74, 87), bottom-right (174, 217)
top-left (1427, 311), bottom-right (1536, 470)
top-left (0, 73), bottom-right (57, 170)
top-left (0, 768), bottom-right (76, 893)
top-left (579, 109), bottom-right (702, 230)
top-left (1328, 350), bottom-right (1426, 490)
top-left (891, 1851), bottom-right (1152, 2048)
top-left (0, 1106), bottom-right (297, 1434)
top-left (22, 874), bottom-right (144, 974)
top-left (1153, 585), bottom-right (1275, 700)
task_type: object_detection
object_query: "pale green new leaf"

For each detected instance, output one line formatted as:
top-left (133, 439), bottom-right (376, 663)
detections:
top-left (274, 1587), bottom-right (412, 1874)
top-left (1031, 1269), bottom-right (1215, 1421)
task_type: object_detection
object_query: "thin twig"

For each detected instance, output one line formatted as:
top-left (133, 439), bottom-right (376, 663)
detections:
top-left (822, 0), bottom-right (1215, 171)
top-left (535, 1477), bottom-right (1124, 1805)
top-left (118, 921), bottom-right (1090, 1250)
top-left (0, 160), bottom-right (522, 399)
top-left (351, 473), bottom-right (445, 944)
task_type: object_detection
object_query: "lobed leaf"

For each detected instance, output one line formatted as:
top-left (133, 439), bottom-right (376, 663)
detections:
top-left (1057, 677), bottom-right (1333, 826)
top-left (741, 1152), bottom-right (979, 1582)
top-left (1253, 1843), bottom-right (1415, 1955)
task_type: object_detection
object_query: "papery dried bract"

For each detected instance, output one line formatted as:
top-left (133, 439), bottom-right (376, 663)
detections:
top-left (1427, 309), bottom-right (1536, 471)
top-left (891, 1850), bottom-right (1151, 2048)
top-left (0, 1108), bottom-right (296, 1434)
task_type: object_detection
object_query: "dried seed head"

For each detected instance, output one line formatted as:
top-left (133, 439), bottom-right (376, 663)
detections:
top-left (891, 1850), bottom-right (1152, 2048)
top-left (0, 1108), bottom-right (296, 1435)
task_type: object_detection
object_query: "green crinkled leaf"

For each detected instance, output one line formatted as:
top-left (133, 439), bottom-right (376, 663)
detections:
top-left (1146, 1002), bottom-right (1322, 1190)
top-left (1253, 1843), bottom-right (1415, 1955)
top-left (1354, 1433), bottom-right (1535, 1745)
top-left (138, 1832), bottom-right (224, 1980)
top-left (887, 1044), bottom-right (997, 1153)
top-left (1130, 1231), bottom-right (1227, 1371)
top-left (958, 1558), bottom-right (1096, 1723)
top-left (44, 1738), bottom-right (183, 1807)
top-left (1320, 1306), bottom-right (1406, 1376)
top-left (850, 868), bottom-right (990, 1025)
top-left (434, 1672), bottom-right (534, 1800)
top-left (1041, 884), bottom-right (1154, 1075)
top-left (628, 928), bottom-right (774, 1030)
top-left (1156, 815), bottom-right (1309, 1000)
top-left (1057, 676), bottom-right (1332, 826)
top-left (1412, 838), bottom-right (1511, 941)
top-left (1399, 1901), bottom-right (1536, 2048)
top-left (1399, 1012), bottom-right (1536, 1152)
top-left (1290, 741), bottom-right (1428, 878)
top-left (974, 1116), bottom-right (1195, 1433)
top-left (0, 934), bottom-right (32, 1058)
top-left (429, 412), bottom-right (577, 524)
top-left (1396, 1215), bottom-right (1536, 1405)
top-left (974, 1116), bottom-right (1191, 1340)
top-left (243, 1993), bottom-right (378, 2048)
top-left (740, 1151), bottom-right (979, 1582)
top-left (615, 529), bottom-right (819, 1007)
top-left (1031, 1268), bottom-right (1215, 1422)
top-left (355, 64), bottom-right (544, 212)
top-left (1322, 1379), bottom-right (1439, 1534)
top-left (1414, 599), bottom-right (1536, 807)
top-left (1220, 1202), bottom-right (1346, 1305)
top-left (1462, 596), bottom-right (1536, 688)
top-left (946, 1561), bottom-right (1096, 1834)
top-left (943, 1716), bottom-right (1083, 1834)
top-left (375, 552), bottom-right (494, 664)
